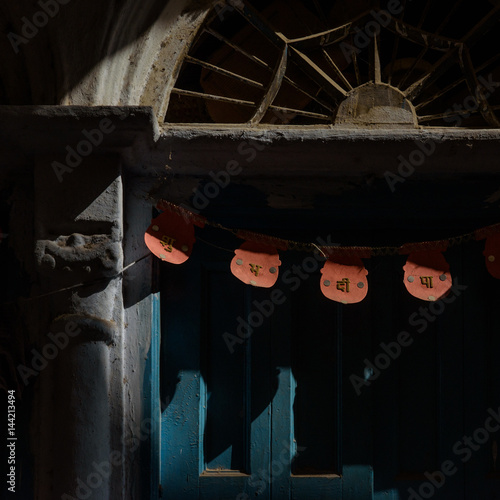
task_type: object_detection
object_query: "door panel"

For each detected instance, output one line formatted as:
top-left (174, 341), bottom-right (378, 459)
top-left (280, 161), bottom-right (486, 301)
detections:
top-left (160, 230), bottom-right (500, 499)
top-left (462, 242), bottom-right (500, 499)
top-left (268, 266), bottom-right (347, 500)
top-left (203, 267), bottom-right (248, 473)
top-left (290, 276), bottom-right (338, 476)
top-left (372, 251), bottom-right (464, 499)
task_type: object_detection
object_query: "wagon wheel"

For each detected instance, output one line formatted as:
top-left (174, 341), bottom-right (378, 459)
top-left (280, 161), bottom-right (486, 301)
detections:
top-left (167, 0), bottom-right (500, 128)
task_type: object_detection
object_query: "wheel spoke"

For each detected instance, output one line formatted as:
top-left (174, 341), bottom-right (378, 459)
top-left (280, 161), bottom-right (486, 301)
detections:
top-left (289, 45), bottom-right (348, 100)
top-left (322, 48), bottom-right (353, 91)
top-left (415, 52), bottom-right (500, 111)
top-left (171, 88), bottom-right (255, 107)
top-left (204, 28), bottom-right (271, 70)
top-left (269, 104), bottom-right (331, 120)
top-left (405, 5), bottom-right (500, 101)
top-left (386, 0), bottom-right (407, 85)
top-left (185, 55), bottom-right (265, 88)
top-left (370, 34), bottom-right (382, 84)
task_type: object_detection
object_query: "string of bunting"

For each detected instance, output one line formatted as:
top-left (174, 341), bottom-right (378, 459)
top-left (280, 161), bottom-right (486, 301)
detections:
top-left (144, 200), bottom-right (500, 304)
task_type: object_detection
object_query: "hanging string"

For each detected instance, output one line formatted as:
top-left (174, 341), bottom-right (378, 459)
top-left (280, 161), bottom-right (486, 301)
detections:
top-left (197, 236), bottom-right (235, 253)
top-left (157, 200), bottom-right (500, 257)
top-left (311, 243), bottom-right (327, 259)
top-left (3, 254), bottom-right (152, 307)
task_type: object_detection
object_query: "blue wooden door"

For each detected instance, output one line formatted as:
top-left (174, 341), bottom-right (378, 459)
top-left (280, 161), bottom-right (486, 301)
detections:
top-left (159, 228), bottom-right (500, 500)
